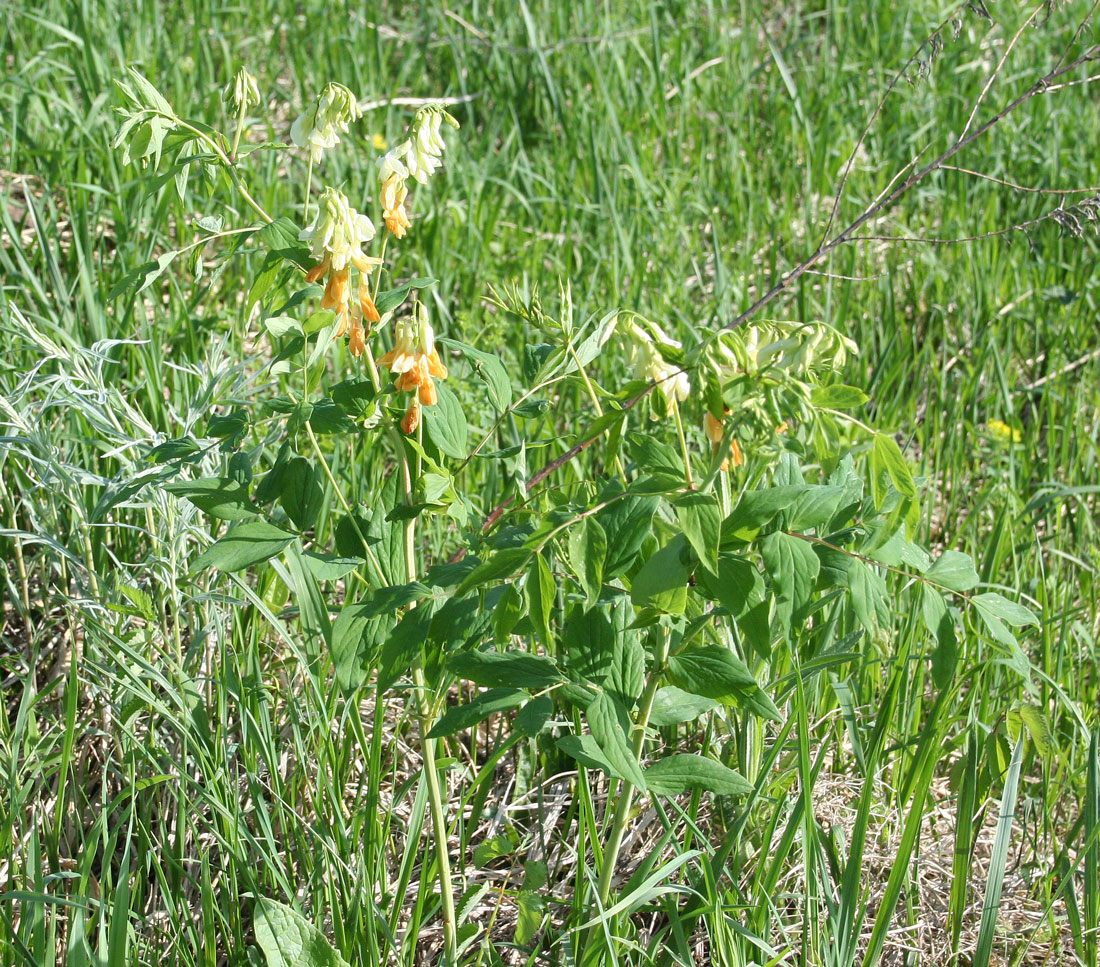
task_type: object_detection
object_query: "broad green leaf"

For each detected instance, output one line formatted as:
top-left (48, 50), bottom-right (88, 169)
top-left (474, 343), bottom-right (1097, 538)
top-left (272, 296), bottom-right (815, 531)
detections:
top-left (378, 605), bottom-right (435, 690)
top-left (191, 521), bottom-right (294, 572)
top-left (457, 547), bottom-right (532, 595)
top-left (330, 603), bottom-right (393, 691)
top-left (785, 485), bottom-right (844, 532)
top-left (871, 432), bottom-right (917, 506)
top-left (515, 695), bottom-right (554, 736)
top-left (428, 688), bottom-right (527, 737)
top-left (631, 536), bottom-right (690, 614)
top-left (1006, 703), bottom-right (1053, 756)
top-left (674, 491), bottom-right (721, 574)
top-left (423, 384), bottom-right (468, 459)
top-left (301, 552), bottom-right (363, 582)
top-left (599, 493), bottom-right (661, 577)
top-left (373, 277), bottom-right (437, 315)
top-left (810, 384), bottom-right (869, 410)
top-left (447, 650), bottom-right (564, 689)
top-left (972, 592), bottom-right (1039, 628)
top-left (280, 458), bottom-right (323, 531)
top-left (648, 686), bottom-right (718, 727)
top-left (667, 646), bottom-right (781, 721)
top-left (927, 550), bottom-right (980, 593)
top-left (253, 897), bottom-right (351, 967)
top-left (585, 692), bottom-right (646, 789)
top-left (439, 337), bottom-right (512, 411)
top-left (759, 530), bottom-right (820, 625)
top-left (163, 477), bottom-right (256, 520)
top-left (567, 516), bottom-right (607, 609)
top-left (526, 553), bottom-right (555, 646)
top-left (644, 754), bottom-right (752, 796)
top-left (698, 554), bottom-right (771, 658)
top-left (722, 486), bottom-right (804, 541)
top-left (557, 733), bottom-right (616, 774)
top-left (846, 560), bottom-right (889, 633)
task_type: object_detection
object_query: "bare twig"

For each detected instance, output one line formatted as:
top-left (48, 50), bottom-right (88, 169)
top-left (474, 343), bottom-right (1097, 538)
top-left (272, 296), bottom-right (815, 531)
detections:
top-left (726, 40), bottom-right (1100, 332)
top-left (939, 165), bottom-right (1100, 194)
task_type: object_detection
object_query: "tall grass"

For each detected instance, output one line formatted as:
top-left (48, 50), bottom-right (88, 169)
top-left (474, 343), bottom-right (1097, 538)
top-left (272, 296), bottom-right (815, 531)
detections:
top-left (2, 1), bottom-right (1099, 965)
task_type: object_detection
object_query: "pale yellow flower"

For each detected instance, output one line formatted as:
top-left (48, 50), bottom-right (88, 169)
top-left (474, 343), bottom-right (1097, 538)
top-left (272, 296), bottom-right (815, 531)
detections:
top-left (987, 419), bottom-right (1022, 443)
top-left (300, 187), bottom-right (381, 353)
top-left (291, 82), bottom-right (361, 164)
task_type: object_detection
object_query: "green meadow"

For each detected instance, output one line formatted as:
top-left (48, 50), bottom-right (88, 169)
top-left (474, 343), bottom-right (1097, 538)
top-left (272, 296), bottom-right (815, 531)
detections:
top-left (2, 1), bottom-right (1099, 965)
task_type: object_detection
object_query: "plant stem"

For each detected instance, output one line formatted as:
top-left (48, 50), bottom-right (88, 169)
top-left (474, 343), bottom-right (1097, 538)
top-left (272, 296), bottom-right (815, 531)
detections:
top-left (671, 399), bottom-right (694, 489)
top-left (303, 158), bottom-right (313, 225)
top-left (588, 624), bottom-right (671, 953)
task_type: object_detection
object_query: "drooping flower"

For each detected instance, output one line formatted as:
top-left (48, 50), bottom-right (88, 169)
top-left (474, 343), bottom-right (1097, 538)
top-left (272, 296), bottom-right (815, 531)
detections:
top-left (377, 302), bottom-right (448, 432)
top-left (291, 82), bottom-right (361, 164)
top-left (300, 187), bottom-right (381, 353)
top-left (622, 317), bottom-right (690, 411)
top-left (375, 106), bottom-right (459, 238)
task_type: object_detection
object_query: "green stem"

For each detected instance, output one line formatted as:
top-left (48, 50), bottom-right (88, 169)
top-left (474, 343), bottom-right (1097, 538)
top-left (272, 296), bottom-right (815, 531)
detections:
top-left (671, 398), bottom-right (694, 489)
top-left (303, 158), bottom-right (314, 225)
top-left (229, 104), bottom-right (246, 162)
top-left (590, 625), bottom-right (671, 930)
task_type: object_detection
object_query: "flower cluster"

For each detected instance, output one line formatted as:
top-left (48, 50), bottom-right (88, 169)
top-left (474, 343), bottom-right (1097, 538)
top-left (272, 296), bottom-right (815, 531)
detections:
top-left (376, 106), bottom-right (459, 239)
top-left (223, 67), bottom-right (260, 113)
top-left (622, 317), bottom-right (690, 412)
top-left (299, 187), bottom-right (381, 356)
top-left (291, 82), bottom-right (361, 164)
top-left (377, 302), bottom-right (448, 433)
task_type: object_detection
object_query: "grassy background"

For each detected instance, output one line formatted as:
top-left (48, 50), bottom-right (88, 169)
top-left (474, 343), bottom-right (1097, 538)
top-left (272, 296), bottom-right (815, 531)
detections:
top-left (2, 0), bottom-right (1099, 964)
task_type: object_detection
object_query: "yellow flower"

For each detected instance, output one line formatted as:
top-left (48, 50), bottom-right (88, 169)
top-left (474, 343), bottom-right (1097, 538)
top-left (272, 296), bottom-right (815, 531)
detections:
top-left (622, 318), bottom-right (690, 409)
top-left (300, 187), bottom-right (381, 354)
top-left (380, 173), bottom-right (411, 239)
top-left (377, 303), bottom-right (448, 431)
top-left (987, 419), bottom-right (1021, 443)
top-left (372, 133), bottom-right (388, 151)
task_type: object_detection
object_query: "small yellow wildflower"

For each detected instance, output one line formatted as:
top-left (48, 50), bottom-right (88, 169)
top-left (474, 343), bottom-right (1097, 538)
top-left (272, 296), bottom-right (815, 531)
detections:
top-left (377, 303), bottom-right (448, 433)
top-left (372, 133), bottom-right (388, 151)
top-left (987, 419), bottom-right (1022, 443)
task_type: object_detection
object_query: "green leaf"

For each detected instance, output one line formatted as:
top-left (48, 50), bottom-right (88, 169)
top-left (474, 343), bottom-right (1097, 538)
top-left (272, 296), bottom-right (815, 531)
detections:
top-left (301, 552), bottom-right (363, 582)
top-left (697, 555), bottom-right (771, 658)
top-left (191, 521), bottom-right (294, 573)
top-left (927, 550), bottom-right (980, 593)
top-left (373, 277), bottom-right (437, 315)
top-left (567, 516), bottom-right (606, 609)
top-left (253, 897), bottom-right (351, 967)
top-left (627, 433), bottom-right (682, 476)
top-left (309, 398), bottom-right (359, 435)
top-left (972, 592), bottom-right (1039, 628)
top-left (439, 338), bottom-right (512, 411)
top-left (667, 646), bottom-right (780, 721)
top-left (330, 603), bottom-right (394, 692)
top-left (557, 733), bottom-right (615, 774)
top-left (922, 586), bottom-right (957, 688)
top-left (280, 458), bottom-right (323, 531)
top-left (785, 485), bottom-right (844, 532)
top-left (599, 493), bottom-right (661, 577)
top-left (759, 530), bottom-right (820, 625)
top-left (648, 686), bottom-right (718, 727)
top-left (846, 560), bottom-right (889, 633)
top-left (810, 384), bottom-right (870, 410)
top-left (423, 383), bottom-right (468, 459)
top-left (378, 605), bottom-right (435, 690)
top-left (644, 754), bottom-right (752, 796)
top-left (428, 688), bottom-right (527, 737)
top-left (163, 477), bottom-right (256, 520)
top-left (585, 692), bottom-right (647, 790)
top-left (515, 695), bottom-right (554, 736)
top-left (871, 433), bottom-right (918, 506)
top-left (447, 650), bottom-right (564, 689)
top-left (526, 553), bottom-right (555, 646)
top-left (1006, 703), bottom-right (1053, 756)
top-left (630, 535), bottom-right (690, 614)
top-left (258, 217), bottom-right (309, 260)
top-left (674, 492), bottom-right (721, 574)
top-left (457, 547), bottom-right (532, 595)
top-left (722, 486), bottom-right (804, 540)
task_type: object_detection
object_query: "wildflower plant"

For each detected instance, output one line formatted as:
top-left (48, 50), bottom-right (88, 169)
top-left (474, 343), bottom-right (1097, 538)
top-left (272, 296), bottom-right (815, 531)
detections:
top-left (100, 24), bottom-right (1076, 964)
